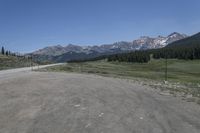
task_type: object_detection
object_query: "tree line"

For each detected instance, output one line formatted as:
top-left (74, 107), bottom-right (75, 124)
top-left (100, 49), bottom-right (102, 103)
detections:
top-left (1, 46), bottom-right (14, 56)
top-left (1, 46), bottom-right (29, 58)
top-left (68, 44), bottom-right (200, 63)
top-left (106, 44), bottom-right (200, 63)
top-left (107, 50), bottom-right (150, 63)
top-left (68, 50), bottom-right (151, 63)
top-left (153, 46), bottom-right (200, 60)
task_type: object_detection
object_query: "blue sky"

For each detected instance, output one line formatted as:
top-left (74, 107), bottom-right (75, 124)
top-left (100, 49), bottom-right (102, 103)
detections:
top-left (0, 0), bottom-right (200, 53)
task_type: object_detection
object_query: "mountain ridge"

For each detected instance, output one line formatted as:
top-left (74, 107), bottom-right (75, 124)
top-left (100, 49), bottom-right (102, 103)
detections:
top-left (30, 32), bottom-right (187, 62)
top-left (32, 32), bottom-right (187, 56)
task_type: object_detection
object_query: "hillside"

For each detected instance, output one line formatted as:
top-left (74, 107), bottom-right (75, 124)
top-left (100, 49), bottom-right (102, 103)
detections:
top-left (0, 55), bottom-right (36, 70)
top-left (153, 32), bottom-right (200, 60)
top-left (167, 32), bottom-right (200, 48)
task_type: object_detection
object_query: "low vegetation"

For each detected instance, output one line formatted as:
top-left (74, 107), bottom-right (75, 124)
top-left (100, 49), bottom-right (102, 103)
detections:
top-left (0, 54), bottom-right (35, 70)
top-left (44, 59), bottom-right (200, 83)
top-left (0, 46), bottom-right (39, 70)
top-left (40, 59), bottom-right (200, 104)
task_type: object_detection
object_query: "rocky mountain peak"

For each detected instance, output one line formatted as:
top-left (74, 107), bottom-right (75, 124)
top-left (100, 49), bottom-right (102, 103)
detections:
top-left (168, 32), bottom-right (187, 38)
top-left (31, 32), bottom-right (188, 57)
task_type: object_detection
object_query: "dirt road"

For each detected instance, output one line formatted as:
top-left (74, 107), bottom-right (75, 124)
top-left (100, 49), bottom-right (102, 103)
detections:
top-left (0, 68), bottom-right (200, 133)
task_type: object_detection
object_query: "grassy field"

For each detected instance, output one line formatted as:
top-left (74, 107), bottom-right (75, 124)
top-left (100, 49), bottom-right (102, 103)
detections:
top-left (42, 59), bottom-right (200, 103)
top-left (0, 55), bottom-right (35, 70)
top-left (45, 59), bottom-right (200, 84)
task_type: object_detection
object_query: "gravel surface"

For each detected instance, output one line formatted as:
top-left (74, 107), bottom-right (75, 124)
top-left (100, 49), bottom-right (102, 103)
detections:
top-left (0, 67), bottom-right (200, 133)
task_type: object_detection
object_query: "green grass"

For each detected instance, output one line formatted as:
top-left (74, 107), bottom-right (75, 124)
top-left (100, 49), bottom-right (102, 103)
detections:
top-left (0, 55), bottom-right (35, 70)
top-left (45, 59), bottom-right (200, 84)
top-left (40, 59), bottom-right (200, 103)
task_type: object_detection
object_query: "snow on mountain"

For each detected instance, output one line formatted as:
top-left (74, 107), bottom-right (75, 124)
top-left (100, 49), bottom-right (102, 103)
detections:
top-left (31, 32), bottom-right (188, 56)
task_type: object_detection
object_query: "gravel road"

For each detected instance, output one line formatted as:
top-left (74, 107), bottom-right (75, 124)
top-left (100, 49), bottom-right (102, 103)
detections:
top-left (0, 67), bottom-right (200, 133)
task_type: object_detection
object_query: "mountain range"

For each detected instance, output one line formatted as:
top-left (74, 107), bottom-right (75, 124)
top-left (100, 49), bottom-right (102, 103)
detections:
top-left (30, 32), bottom-right (187, 62)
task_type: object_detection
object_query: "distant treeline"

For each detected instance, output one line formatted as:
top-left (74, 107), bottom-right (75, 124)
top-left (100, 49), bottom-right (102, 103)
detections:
top-left (153, 46), bottom-right (200, 60)
top-left (68, 45), bottom-right (200, 63)
top-left (67, 55), bottom-right (109, 63)
top-left (68, 46), bottom-right (200, 63)
top-left (68, 50), bottom-right (151, 63)
top-left (1, 46), bottom-right (15, 56)
top-left (1, 46), bottom-right (30, 59)
top-left (107, 51), bottom-right (150, 63)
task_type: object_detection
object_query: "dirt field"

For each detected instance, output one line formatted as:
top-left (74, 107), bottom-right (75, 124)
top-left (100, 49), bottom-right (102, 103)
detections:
top-left (0, 67), bottom-right (200, 133)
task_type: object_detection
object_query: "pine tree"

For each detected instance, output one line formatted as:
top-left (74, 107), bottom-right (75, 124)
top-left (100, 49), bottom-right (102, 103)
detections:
top-left (1, 47), bottom-right (5, 55)
top-left (5, 51), bottom-right (8, 56)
